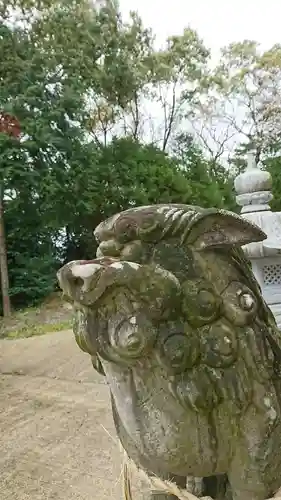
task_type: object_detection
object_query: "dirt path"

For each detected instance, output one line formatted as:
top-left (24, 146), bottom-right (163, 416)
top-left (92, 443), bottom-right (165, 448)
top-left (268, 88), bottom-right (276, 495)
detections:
top-left (0, 331), bottom-right (129, 500)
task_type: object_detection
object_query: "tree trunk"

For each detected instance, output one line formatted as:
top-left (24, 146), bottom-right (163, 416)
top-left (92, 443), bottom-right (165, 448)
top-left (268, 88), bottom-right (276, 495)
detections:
top-left (0, 185), bottom-right (11, 317)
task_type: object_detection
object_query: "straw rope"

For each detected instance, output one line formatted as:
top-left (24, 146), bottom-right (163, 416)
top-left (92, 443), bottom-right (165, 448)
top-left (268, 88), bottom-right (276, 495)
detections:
top-left (99, 424), bottom-right (281, 500)
top-left (122, 450), bottom-right (281, 500)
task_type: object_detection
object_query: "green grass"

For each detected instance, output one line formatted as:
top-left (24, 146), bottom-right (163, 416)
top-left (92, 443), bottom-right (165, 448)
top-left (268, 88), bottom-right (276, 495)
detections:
top-left (5, 319), bottom-right (72, 339)
top-left (0, 294), bottom-right (73, 339)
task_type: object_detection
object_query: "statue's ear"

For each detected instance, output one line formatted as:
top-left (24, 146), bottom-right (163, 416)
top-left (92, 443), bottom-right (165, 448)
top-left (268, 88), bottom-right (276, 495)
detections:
top-left (184, 209), bottom-right (266, 251)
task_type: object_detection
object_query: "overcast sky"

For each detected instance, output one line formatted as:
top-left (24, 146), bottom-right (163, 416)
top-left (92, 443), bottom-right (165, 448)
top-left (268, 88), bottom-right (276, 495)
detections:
top-left (117, 0), bottom-right (281, 157)
top-left (119, 0), bottom-right (281, 59)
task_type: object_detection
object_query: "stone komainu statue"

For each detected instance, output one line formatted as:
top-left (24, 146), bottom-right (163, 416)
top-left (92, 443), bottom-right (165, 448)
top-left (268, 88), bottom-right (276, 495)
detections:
top-left (57, 204), bottom-right (281, 500)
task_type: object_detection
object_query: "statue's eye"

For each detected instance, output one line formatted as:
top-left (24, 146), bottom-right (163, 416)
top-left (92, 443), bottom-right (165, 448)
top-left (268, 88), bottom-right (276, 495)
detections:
top-left (182, 280), bottom-right (221, 327)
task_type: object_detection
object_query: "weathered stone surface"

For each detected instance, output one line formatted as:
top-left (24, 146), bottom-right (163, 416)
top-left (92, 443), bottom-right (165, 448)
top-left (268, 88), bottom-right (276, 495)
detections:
top-left (58, 204), bottom-right (281, 500)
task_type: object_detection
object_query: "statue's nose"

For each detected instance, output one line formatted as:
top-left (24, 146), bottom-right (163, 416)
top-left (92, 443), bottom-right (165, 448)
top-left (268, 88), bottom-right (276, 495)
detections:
top-left (57, 261), bottom-right (103, 300)
top-left (71, 262), bottom-right (103, 291)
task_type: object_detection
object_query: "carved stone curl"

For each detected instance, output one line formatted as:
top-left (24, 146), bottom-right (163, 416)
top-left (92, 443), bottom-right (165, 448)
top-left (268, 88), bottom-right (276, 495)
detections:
top-left (57, 204), bottom-right (281, 500)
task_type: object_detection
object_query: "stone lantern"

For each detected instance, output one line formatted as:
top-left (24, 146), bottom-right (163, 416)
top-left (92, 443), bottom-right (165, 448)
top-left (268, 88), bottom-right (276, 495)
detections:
top-left (234, 152), bottom-right (281, 327)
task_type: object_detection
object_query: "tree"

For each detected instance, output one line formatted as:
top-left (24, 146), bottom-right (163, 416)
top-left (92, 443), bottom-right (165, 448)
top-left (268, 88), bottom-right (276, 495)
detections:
top-left (121, 28), bottom-right (209, 151)
top-left (172, 133), bottom-right (237, 211)
top-left (200, 41), bottom-right (281, 163)
top-left (0, 0), bottom-right (241, 313)
top-left (54, 136), bottom-right (198, 262)
top-left (0, 177), bottom-right (10, 316)
top-left (0, 112), bottom-right (24, 316)
top-left (263, 155), bottom-right (281, 212)
top-left (153, 29), bottom-right (210, 152)
top-left (0, 2), bottom-right (92, 309)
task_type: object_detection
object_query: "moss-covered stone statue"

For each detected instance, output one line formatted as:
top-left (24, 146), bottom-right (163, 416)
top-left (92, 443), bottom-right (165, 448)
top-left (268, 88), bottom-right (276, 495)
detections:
top-left (57, 204), bottom-right (281, 500)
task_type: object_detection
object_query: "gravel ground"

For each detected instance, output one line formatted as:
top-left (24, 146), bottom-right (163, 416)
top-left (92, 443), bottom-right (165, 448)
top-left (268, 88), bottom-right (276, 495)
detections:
top-left (0, 331), bottom-right (128, 500)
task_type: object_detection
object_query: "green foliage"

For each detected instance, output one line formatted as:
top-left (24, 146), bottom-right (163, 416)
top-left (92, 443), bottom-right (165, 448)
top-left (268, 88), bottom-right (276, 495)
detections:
top-left (97, 137), bottom-right (193, 207)
top-left (1, 0), bottom-right (266, 315)
top-left (47, 137), bottom-right (197, 262)
top-left (264, 155), bottom-right (281, 212)
top-left (173, 133), bottom-right (236, 210)
top-left (210, 41), bottom-right (281, 161)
